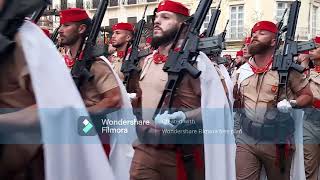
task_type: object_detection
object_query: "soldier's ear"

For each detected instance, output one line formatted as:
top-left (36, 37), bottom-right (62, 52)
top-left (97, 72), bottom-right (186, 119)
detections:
top-left (78, 24), bottom-right (87, 35)
top-left (270, 38), bottom-right (277, 47)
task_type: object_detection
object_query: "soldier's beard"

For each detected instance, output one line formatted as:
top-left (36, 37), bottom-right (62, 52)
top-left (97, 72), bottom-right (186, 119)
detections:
top-left (151, 26), bottom-right (179, 49)
top-left (248, 40), bottom-right (272, 55)
top-left (112, 42), bottom-right (127, 49)
top-left (60, 33), bottom-right (80, 46)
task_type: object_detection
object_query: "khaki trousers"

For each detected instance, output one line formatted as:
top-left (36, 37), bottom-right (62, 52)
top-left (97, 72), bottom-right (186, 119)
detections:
top-left (130, 144), bottom-right (204, 180)
top-left (236, 143), bottom-right (294, 180)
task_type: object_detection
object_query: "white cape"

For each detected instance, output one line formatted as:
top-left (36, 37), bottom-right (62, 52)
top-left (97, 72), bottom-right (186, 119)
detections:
top-left (236, 62), bottom-right (305, 180)
top-left (100, 56), bottom-right (137, 180)
top-left (197, 52), bottom-right (236, 180)
top-left (19, 21), bottom-right (115, 180)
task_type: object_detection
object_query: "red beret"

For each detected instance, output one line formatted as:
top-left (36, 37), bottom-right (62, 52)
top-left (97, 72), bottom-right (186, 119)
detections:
top-left (314, 36), bottom-right (320, 44)
top-left (236, 50), bottom-right (244, 57)
top-left (60, 8), bottom-right (89, 25)
top-left (112, 23), bottom-right (134, 32)
top-left (301, 51), bottom-right (309, 55)
top-left (244, 37), bottom-right (251, 44)
top-left (41, 28), bottom-right (50, 37)
top-left (157, 0), bottom-right (189, 16)
top-left (252, 21), bottom-right (278, 34)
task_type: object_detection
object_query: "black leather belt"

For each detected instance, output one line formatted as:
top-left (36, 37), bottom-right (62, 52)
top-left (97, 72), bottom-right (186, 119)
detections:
top-left (241, 114), bottom-right (294, 141)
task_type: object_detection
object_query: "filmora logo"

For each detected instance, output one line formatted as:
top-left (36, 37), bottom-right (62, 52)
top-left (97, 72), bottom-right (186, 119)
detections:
top-left (78, 117), bottom-right (97, 136)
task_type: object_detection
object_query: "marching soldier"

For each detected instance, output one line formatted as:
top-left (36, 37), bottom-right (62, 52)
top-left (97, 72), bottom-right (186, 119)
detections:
top-left (234, 21), bottom-right (313, 180)
top-left (130, 0), bottom-right (235, 179)
top-left (58, 8), bottom-right (137, 180)
top-left (129, 2), bottom-right (203, 178)
top-left (58, 8), bottom-right (122, 114)
top-left (109, 22), bottom-right (134, 80)
top-left (304, 36), bottom-right (320, 180)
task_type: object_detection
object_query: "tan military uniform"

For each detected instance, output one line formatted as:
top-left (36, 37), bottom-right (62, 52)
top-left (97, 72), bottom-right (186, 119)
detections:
top-left (79, 59), bottom-right (119, 107)
top-left (0, 35), bottom-right (44, 180)
top-left (109, 52), bottom-right (125, 81)
top-left (235, 59), bottom-right (308, 180)
top-left (130, 53), bottom-right (204, 180)
top-left (303, 69), bottom-right (320, 180)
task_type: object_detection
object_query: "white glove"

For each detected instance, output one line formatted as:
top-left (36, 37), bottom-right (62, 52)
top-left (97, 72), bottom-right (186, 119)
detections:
top-left (154, 111), bottom-right (175, 129)
top-left (127, 93), bottom-right (137, 101)
top-left (154, 111), bottom-right (187, 129)
top-left (167, 111), bottom-right (187, 125)
top-left (277, 99), bottom-right (294, 113)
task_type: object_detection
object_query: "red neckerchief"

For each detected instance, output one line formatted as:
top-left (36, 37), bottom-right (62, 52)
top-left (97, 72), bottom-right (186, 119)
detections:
top-left (153, 51), bottom-right (167, 64)
top-left (153, 48), bottom-right (180, 64)
top-left (248, 57), bottom-right (273, 74)
top-left (313, 100), bottom-right (320, 109)
top-left (117, 48), bottom-right (131, 59)
top-left (64, 55), bottom-right (75, 68)
top-left (315, 65), bottom-right (320, 73)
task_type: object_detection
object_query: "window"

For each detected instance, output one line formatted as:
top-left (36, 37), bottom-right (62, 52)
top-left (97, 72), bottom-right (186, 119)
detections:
top-left (109, 0), bottom-right (119, 7)
top-left (76, 0), bottom-right (83, 8)
top-left (127, 0), bottom-right (137, 5)
top-left (109, 18), bottom-right (118, 26)
top-left (60, 0), bottom-right (67, 10)
top-left (92, 0), bottom-right (100, 9)
top-left (276, 2), bottom-right (290, 22)
top-left (201, 8), bottom-right (214, 32)
top-left (230, 5), bottom-right (244, 40)
top-left (127, 17), bottom-right (137, 24)
top-left (312, 6), bottom-right (318, 37)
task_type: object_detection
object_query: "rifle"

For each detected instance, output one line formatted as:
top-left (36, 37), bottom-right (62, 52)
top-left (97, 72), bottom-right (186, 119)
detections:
top-left (272, 0), bottom-right (315, 89)
top-left (0, 0), bottom-right (45, 56)
top-left (31, 1), bottom-right (48, 23)
top-left (271, 0), bottom-right (316, 173)
top-left (153, 0), bottom-right (213, 118)
top-left (199, 20), bottom-right (229, 64)
top-left (51, 25), bottom-right (61, 47)
top-left (205, 0), bottom-right (221, 38)
top-left (121, 5), bottom-right (148, 90)
top-left (70, 0), bottom-right (109, 88)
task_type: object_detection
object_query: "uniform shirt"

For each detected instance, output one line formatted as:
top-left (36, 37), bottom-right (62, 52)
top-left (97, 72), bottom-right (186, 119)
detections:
top-left (309, 69), bottom-right (320, 100)
top-left (236, 60), bottom-right (308, 144)
top-left (80, 59), bottom-right (119, 107)
top-left (139, 53), bottom-right (201, 122)
top-left (239, 65), bottom-right (308, 123)
top-left (109, 52), bottom-right (125, 81)
top-left (0, 35), bottom-right (35, 108)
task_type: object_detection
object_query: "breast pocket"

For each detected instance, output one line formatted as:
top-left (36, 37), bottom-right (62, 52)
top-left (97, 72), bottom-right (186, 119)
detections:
top-left (260, 81), bottom-right (279, 103)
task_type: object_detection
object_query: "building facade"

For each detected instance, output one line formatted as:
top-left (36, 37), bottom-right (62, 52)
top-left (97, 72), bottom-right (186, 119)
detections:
top-left (47, 0), bottom-right (319, 55)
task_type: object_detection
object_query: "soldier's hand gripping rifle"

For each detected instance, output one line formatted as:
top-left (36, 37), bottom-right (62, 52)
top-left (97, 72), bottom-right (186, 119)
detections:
top-left (71, 0), bottom-right (109, 88)
top-left (121, 5), bottom-right (148, 91)
top-left (153, 0), bottom-right (213, 118)
top-left (271, 0), bottom-right (316, 173)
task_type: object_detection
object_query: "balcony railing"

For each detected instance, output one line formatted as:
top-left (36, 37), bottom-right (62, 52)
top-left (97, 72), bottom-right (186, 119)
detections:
top-left (123, 0), bottom-right (159, 6)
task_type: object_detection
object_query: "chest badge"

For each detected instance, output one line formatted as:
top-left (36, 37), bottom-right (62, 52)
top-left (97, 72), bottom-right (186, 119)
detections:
top-left (271, 85), bottom-right (278, 93)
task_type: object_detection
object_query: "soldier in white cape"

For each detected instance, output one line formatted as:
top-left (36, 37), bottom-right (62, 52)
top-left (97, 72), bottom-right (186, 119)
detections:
top-left (19, 20), bottom-right (116, 180)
